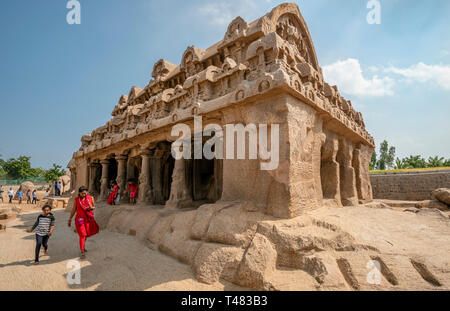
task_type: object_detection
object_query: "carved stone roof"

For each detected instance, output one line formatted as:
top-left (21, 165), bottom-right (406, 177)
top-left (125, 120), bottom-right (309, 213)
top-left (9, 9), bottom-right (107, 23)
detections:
top-left (73, 2), bottom-right (374, 160)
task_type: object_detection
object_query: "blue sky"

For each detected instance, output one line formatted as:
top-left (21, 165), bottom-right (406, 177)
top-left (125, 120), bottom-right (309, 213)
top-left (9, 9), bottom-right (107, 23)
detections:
top-left (0, 0), bottom-right (449, 169)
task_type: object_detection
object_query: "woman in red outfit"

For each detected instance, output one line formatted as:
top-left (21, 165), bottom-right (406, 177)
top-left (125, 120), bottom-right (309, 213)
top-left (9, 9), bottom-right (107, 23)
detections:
top-left (125, 180), bottom-right (138, 205)
top-left (107, 180), bottom-right (119, 205)
top-left (68, 186), bottom-right (99, 259)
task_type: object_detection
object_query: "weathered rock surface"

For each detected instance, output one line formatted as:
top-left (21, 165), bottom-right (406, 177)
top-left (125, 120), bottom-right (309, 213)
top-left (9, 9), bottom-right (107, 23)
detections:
top-left (431, 188), bottom-right (450, 206)
top-left (0, 213), bottom-right (9, 220)
top-left (236, 234), bottom-right (277, 290)
top-left (404, 207), bottom-right (420, 214)
top-left (0, 207), bottom-right (20, 220)
top-left (194, 243), bottom-right (244, 284)
top-left (204, 203), bottom-right (271, 248)
top-left (415, 200), bottom-right (449, 211)
top-left (160, 210), bottom-right (200, 264)
top-left (94, 200), bottom-right (450, 291)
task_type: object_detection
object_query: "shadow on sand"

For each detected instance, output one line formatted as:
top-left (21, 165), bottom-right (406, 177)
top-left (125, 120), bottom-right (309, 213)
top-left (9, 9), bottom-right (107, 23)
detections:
top-left (2, 209), bottom-right (243, 291)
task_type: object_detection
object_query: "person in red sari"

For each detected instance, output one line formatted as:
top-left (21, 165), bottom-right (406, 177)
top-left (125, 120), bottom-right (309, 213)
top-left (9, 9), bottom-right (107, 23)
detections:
top-left (68, 186), bottom-right (99, 259)
top-left (125, 180), bottom-right (138, 205)
top-left (107, 180), bottom-right (119, 205)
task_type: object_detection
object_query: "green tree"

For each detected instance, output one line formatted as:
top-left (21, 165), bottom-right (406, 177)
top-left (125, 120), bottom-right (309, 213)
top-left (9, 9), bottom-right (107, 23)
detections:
top-left (426, 156), bottom-right (445, 168)
top-left (394, 158), bottom-right (407, 169)
top-left (0, 167), bottom-right (6, 179)
top-left (377, 140), bottom-right (396, 170)
top-left (0, 154), bottom-right (6, 178)
top-left (445, 159), bottom-right (450, 167)
top-left (370, 151), bottom-right (377, 170)
top-left (402, 155), bottom-right (426, 169)
top-left (1, 156), bottom-right (41, 179)
top-left (43, 164), bottom-right (66, 183)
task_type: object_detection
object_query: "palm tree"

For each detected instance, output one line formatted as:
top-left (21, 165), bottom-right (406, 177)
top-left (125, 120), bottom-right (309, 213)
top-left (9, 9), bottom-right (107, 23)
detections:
top-left (427, 156), bottom-right (445, 168)
top-left (403, 155), bottom-right (426, 169)
top-left (394, 158), bottom-right (407, 169)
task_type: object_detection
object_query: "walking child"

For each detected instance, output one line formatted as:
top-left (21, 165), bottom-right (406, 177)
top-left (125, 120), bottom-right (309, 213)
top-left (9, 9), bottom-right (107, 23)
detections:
top-left (27, 205), bottom-right (55, 264)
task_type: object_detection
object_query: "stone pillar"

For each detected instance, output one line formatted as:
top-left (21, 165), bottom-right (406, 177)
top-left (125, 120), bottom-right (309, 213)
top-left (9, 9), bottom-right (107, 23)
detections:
top-left (212, 158), bottom-right (223, 201)
top-left (99, 159), bottom-right (110, 201)
top-left (122, 158), bottom-right (135, 203)
top-left (126, 158), bottom-right (135, 181)
top-left (352, 144), bottom-right (374, 203)
top-left (116, 154), bottom-right (128, 202)
top-left (166, 159), bottom-right (192, 209)
top-left (337, 139), bottom-right (358, 206)
top-left (84, 163), bottom-right (89, 189)
top-left (138, 150), bottom-right (152, 204)
top-left (320, 133), bottom-right (341, 206)
top-left (88, 162), bottom-right (100, 195)
top-left (69, 169), bottom-right (76, 192)
top-left (151, 149), bottom-right (164, 205)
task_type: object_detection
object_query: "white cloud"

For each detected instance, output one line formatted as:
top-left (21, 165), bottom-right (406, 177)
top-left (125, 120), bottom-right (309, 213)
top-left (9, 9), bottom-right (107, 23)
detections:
top-left (322, 58), bottom-right (395, 97)
top-left (199, 2), bottom-right (233, 27)
top-left (384, 63), bottom-right (450, 91)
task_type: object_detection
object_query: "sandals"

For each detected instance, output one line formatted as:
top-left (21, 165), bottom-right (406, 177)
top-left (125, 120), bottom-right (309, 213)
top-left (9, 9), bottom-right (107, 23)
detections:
top-left (80, 252), bottom-right (86, 259)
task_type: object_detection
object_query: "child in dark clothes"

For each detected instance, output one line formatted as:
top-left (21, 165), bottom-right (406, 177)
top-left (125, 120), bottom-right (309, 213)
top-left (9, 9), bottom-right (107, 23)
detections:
top-left (27, 205), bottom-right (55, 264)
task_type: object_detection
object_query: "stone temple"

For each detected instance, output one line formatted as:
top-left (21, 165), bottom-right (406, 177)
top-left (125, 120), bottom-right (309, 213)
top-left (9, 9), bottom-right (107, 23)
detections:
top-left (63, 3), bottom-right (450, 292)
top-left (68, 2), bottom-right (374, 219)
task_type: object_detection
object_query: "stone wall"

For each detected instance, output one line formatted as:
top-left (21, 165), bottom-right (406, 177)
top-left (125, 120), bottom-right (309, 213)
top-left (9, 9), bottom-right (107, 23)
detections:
top-left (371, 170), bottom-right (450, 201)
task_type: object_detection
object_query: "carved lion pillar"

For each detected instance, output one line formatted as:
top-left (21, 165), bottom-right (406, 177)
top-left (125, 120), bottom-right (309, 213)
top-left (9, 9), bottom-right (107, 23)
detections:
top-left (99, 159), bottom-right (110, 201)
top-left (116, 154), bottom-right (128, 202)
top-left (138, 150), bottom-right (152, 204)
top-left (166, 159), bottom-right (192, 209)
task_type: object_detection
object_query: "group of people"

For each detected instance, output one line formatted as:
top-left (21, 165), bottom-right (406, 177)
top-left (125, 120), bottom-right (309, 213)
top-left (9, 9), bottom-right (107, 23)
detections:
top-left (28, 186), bottom-right (100, 264)
top-left (54, 181), bottom-right (63, 197)
top-left (106, 179), bottom-right (138, 205)
top-left (24, 180), bottom-right (139, 264)
top-left (0, 186), bottom-right (38, 204)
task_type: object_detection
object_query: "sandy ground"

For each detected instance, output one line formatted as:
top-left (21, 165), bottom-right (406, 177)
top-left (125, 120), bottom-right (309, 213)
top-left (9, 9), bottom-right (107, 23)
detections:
top-left (2, 199), bottom-right (449, 291)
top-left (0, 208), bottom-right (244, 291)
